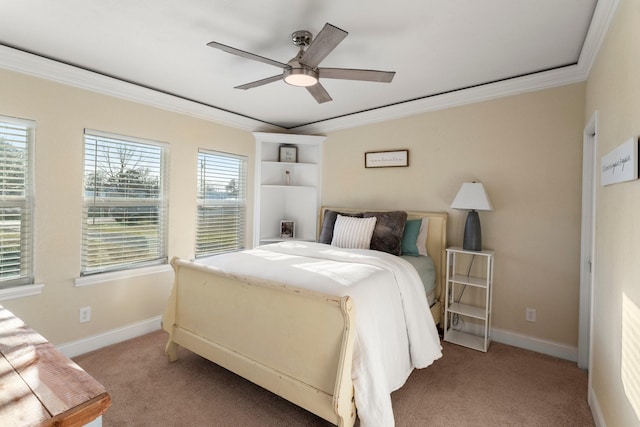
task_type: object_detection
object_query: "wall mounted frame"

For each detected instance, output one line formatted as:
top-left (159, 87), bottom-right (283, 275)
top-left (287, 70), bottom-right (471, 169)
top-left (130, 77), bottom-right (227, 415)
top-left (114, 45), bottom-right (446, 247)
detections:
top-left (601, 137), bottom-right (638, 186)
top-left (364, 149), bottom-right (409, 168)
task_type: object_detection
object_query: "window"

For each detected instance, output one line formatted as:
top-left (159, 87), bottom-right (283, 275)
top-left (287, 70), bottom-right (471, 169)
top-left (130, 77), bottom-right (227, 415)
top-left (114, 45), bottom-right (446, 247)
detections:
top-left (82, 130), bottom-right (168, 275)
top-left (0, 117), bottom-right (34, 288)
top-left (196, 150), bottom-right (247, 257)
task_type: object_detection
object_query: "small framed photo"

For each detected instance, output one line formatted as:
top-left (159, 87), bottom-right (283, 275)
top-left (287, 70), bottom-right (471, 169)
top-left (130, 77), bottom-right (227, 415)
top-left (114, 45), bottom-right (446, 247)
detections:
top-left (279, 145), bottom-right (298, 163)
top-left (365, 149), bottom-right (409, 168)
top-left (280, 220), bottom-right (295, 238)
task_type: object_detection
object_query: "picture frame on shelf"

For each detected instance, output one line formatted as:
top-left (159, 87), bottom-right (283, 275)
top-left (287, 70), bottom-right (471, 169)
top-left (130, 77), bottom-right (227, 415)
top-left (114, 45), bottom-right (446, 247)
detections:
top-left (280, 220), bottom-right (295, 239)
top-left (279, 145), bottom-right (298, 163)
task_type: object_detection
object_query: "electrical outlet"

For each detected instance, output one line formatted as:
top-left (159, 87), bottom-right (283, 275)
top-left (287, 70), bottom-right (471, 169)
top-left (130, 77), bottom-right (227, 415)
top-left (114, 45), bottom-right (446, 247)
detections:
top-left (79, 306), bottom-right (91, 323)
top-left (526, 308), bottom-right (536, 322)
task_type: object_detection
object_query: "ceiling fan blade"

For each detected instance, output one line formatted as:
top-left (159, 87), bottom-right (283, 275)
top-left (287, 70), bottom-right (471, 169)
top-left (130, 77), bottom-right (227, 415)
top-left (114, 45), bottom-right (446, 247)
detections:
top-left (207, 41), bottom-right (289, 69)
top-left (319, 68), bottom-right (396, 83)
top-left (306, 83), bottom-right (332, 104)
top-left (299, 23), bottom-right (348, 69)
top-left (235, 74), bottom-right (283, 90)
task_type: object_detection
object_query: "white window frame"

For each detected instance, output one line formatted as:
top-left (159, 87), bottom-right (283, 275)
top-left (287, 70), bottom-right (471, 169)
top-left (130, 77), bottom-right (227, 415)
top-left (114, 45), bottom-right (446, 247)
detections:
top-left (0, 115), bottom-right (35, 289)
top-left (195, 149), bottom-right (247, 257)
top-left (80, 129), bottom-right (169, 277)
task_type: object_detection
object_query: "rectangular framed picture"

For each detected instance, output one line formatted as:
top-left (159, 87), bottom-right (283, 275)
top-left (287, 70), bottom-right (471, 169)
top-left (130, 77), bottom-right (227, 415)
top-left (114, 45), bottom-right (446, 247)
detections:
top-left (280, 220), bottom-right (295, 238)
top-left (601, 137), bottom-right (638, 186)
top-left (279, 145), bottom-right (298, 163)
top-left (365, 149), bottom-right (409, 168)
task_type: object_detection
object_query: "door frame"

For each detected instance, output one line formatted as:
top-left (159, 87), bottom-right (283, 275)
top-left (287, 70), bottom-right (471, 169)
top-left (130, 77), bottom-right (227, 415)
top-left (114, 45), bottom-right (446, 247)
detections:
top-left (579, 111), bottom-right (598, 370)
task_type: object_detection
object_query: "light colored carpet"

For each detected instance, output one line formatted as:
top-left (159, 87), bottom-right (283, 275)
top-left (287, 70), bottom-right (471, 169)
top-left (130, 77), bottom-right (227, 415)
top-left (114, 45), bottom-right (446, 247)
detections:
top-left (74, 330), bottom-right (594, 426)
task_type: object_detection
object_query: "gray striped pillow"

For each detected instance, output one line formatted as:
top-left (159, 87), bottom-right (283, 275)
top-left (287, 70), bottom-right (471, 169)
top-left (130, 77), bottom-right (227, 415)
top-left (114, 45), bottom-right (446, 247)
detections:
top-left (331, 215), bottom-right (377, 249)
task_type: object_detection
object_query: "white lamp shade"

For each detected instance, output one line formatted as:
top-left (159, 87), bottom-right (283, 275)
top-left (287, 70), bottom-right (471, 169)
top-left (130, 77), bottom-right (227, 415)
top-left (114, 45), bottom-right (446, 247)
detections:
top-left (451, 182), bottom-right (493, 211)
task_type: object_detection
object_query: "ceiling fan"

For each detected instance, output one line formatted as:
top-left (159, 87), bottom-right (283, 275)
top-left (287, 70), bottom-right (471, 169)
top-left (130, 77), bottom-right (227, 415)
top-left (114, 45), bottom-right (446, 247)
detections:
top-left (207, 23), bottom-right (396, 104)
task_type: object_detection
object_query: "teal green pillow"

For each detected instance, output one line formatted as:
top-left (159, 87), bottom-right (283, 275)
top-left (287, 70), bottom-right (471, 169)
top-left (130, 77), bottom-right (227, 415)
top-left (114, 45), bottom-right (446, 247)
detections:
top-left (401, 219), bottom-right (422, 256)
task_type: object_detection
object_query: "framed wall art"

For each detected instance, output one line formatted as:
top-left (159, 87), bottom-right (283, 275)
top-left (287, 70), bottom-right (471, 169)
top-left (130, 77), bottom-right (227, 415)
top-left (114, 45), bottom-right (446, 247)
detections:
top-left (279, 145), bottom-right (298, 163)
top-left (364, 149), bottom-right (409, 168)
top-left (601, 137), bottom-right (638, 186)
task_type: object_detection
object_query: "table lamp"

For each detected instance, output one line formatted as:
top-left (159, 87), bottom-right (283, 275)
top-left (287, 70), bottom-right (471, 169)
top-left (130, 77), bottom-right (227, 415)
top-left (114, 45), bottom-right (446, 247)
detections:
top-left (451, 182), bottom-right (493, 251)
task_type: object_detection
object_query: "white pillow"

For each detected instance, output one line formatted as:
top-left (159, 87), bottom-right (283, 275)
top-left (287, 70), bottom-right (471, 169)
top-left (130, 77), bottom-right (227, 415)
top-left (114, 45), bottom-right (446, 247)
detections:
top-left (331, 215), bottom-right (377, 249)
top-left (417, 217), bottom-right (429, 256)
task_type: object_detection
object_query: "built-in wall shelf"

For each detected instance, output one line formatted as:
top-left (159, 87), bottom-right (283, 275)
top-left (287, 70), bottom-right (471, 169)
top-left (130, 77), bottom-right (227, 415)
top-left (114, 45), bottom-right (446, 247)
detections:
top-left (253, 132), bottom-right (326, 247)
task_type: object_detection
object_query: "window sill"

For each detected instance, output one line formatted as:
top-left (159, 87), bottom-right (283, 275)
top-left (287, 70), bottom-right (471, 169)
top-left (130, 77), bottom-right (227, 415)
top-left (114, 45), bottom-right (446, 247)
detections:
top-left (74, 264), bottom-right (172, 287)
top-left (0, 283), bottom-right (45, 301)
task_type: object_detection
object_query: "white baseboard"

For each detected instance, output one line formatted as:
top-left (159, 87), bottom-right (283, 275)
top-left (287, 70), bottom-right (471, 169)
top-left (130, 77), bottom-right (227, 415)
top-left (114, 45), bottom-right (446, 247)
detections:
top-left (57, 315), bottom-right (162, 358)
top-left (589, 387), bottom-right (607, 427)
top-left (59, 315), bottom-right (577, 362)
top-left (491, 327), bottom-right (578, 362)
top-left (452, 322), bottom-right (578, 362)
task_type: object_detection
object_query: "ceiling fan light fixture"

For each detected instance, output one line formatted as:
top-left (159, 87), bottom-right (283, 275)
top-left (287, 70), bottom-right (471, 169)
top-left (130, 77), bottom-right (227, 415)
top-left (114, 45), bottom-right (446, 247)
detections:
top-left (208, 23), bottom-right (394, 103)
top-left (284, 68), bottom-right (318, 87)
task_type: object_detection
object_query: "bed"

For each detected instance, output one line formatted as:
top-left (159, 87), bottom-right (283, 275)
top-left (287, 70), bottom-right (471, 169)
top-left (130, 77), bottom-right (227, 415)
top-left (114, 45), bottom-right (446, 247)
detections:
top-left (162, 208), bottom-right (447, 427)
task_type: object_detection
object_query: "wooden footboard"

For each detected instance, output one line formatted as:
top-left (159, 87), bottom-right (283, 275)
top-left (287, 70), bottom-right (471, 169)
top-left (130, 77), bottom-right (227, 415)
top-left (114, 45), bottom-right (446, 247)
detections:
top-left (163, 257), bottom-right (357, 427)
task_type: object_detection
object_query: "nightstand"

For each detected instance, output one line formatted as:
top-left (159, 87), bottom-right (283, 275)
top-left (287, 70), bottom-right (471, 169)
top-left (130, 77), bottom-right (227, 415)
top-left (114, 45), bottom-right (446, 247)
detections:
top-left (444, 247), bottom-right (494, 352)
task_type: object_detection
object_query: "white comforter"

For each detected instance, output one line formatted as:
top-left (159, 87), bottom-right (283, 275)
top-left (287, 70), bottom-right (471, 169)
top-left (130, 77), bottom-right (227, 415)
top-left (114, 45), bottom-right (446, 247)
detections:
top-left (197, 241), bottom-right (442, 426)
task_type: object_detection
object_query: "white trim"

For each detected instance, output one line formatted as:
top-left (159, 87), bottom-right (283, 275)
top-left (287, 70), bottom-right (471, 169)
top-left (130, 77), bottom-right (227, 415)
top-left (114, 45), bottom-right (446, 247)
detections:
top-left (0, 45), bottom-right (282, 133)
top-left (292, 65), bottom-right (588, 134)
top-left (0, 1), bottom-right (618, 134)
top-left (579, 0), bottom-right (621, 73)
top-left (84, 128), bottom-right (170, 148)
top-left (74, 263), bottom-right (172, 287)
top-left (454, 322), bottom-right (578, 361)
top-left (589, 387), bottom-right (607, 427)
top-left (491, 327), bottom-right (578, 362)
top-left (0, 283), bottom-right (45, 301)
top-left (0, 114), bottom-right (36, 128)
top-left (57, 315), bottom-right (162, 358)
top-left (580, 111), bottom-right (598, 371)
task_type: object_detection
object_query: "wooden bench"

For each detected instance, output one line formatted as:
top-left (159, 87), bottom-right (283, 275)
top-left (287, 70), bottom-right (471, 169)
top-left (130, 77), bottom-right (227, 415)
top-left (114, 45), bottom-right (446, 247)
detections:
top-left (0, 305), bottom-right (111, 426)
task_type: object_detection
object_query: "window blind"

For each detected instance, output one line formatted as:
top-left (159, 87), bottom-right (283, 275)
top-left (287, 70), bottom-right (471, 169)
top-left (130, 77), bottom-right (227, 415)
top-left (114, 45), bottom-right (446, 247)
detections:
top-left (0, 117), bottom-right (34, 287)
top-left (196, 150), bottom-right (247, 257)
top-left (82, 130), bottom-right (168, 275)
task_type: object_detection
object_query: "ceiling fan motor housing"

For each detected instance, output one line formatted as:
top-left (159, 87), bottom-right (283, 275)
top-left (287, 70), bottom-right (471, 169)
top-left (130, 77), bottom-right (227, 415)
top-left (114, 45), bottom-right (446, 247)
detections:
top-left (291, 30), bottom-right (312, 47)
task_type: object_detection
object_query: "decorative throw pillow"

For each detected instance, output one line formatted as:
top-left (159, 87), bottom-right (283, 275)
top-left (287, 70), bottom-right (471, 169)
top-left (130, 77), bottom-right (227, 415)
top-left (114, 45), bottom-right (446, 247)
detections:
top-left (318, 210), bottom-right (363, 244)
top-left (401, 218), bottom-right (422, 256)
top-left (363, 211), bottom-right (408, 256)
top-left (402, 217), bottom-right (429, 256)
top-left (331, 215), bottom-right (377, 249)
top-left (417, 217), bottom-right (429, 256)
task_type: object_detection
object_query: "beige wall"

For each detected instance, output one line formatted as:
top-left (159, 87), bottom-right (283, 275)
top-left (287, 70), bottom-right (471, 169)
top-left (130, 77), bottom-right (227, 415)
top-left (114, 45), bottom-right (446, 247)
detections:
top-left (324, 83), bottom-right (586, 347)
top-left (2, 5), bottom-right (636, 424)
top-left (0, 64), bottom-right (586, 354)
top-left (585, 0), bottom-right (640, 425)
top-left (0, 68), bottom-right (254, 345)
top-left (0, 44), bottom-right (587, 360)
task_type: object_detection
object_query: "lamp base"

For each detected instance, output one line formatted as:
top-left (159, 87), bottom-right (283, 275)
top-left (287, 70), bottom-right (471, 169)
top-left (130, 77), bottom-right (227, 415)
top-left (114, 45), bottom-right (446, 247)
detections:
top-left (463, 210), bottom-right (482, 251)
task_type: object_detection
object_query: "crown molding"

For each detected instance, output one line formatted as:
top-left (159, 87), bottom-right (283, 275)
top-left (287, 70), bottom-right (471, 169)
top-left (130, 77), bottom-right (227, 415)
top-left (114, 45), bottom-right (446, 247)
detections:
top-left (578, 0), bottom-right (620, 72)
top-left (0, 45), bottom-right (284, 133)
top-left (291, 65), bottom-right (588, 134)
top-left (0, 0), bottom-right (617, 135)
top-left (292, 0), bottom-right (619, 134)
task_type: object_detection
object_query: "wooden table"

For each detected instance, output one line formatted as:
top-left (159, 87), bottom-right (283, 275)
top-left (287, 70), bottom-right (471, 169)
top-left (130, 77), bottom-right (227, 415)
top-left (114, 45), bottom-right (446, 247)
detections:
top-left (0, 305), bottom-right (111, 426)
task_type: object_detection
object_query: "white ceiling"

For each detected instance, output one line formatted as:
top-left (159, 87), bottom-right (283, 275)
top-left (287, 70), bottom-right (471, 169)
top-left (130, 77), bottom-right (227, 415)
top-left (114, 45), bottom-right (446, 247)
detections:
top-left (0, 0), bottom-right (617, 134)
